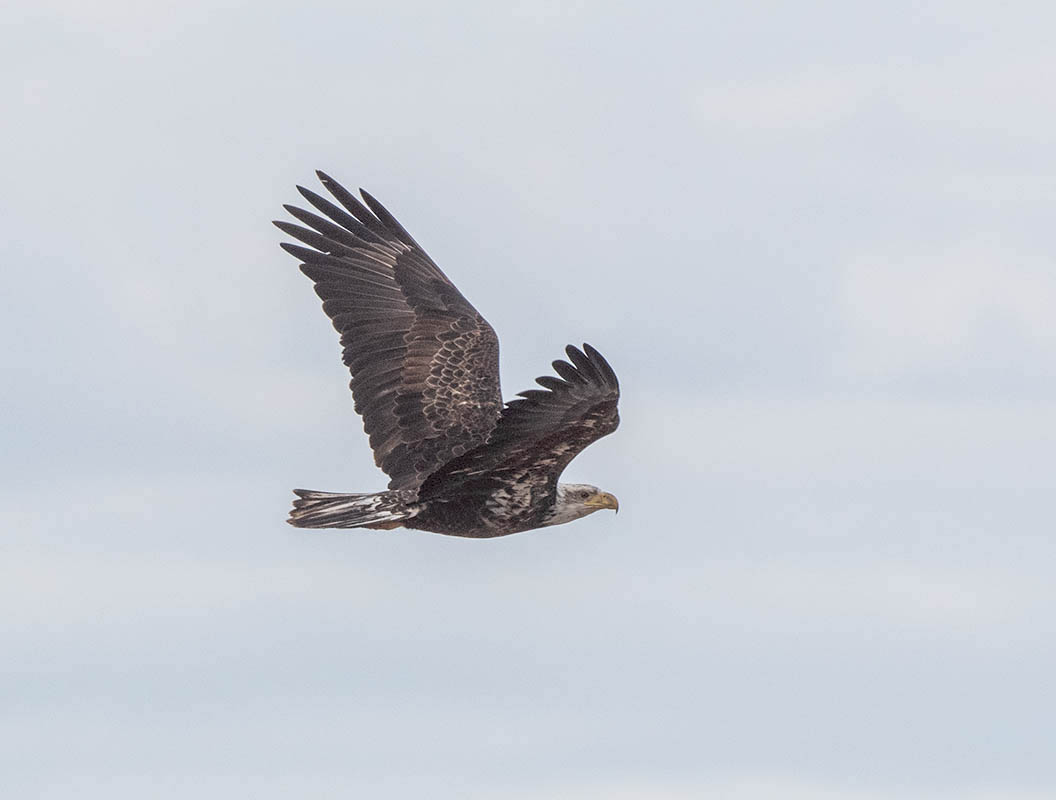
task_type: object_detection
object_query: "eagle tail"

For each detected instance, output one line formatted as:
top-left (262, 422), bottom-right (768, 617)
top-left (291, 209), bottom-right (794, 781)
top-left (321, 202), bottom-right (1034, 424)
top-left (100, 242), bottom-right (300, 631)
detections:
top-left (287, 489), bottom-right (416, 530)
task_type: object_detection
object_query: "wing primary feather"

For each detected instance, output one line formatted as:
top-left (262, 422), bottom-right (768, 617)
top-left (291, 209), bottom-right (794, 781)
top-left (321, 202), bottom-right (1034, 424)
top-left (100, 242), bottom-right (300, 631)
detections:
top-left (280, 242), bottom-right (345, 264)
top-left (296, 185), bottom-right (391, 247)
top-left (551, 359), bottom-right (584, 384)
top-left (282, 204), bottom-right (367, 250)
top-left (565, 345), bottom-right (602, 383)
top-left (274, 221), bottom-right (360, 258)
top-left (583, 342), bottom-right (619, 387)
top-left (300, 267), bottom-right (401, 294)
top-left (359, 189), bottom-right (423, 249)
top-left (535, 376), bottom-right (567, 391)
top-left (315, 171), bottom-right (393, 239)
top-left (516, 389), bottom-right (551, 401)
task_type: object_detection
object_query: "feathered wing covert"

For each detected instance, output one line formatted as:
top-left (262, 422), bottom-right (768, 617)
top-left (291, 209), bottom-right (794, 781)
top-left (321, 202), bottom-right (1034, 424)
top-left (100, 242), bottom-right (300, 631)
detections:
top-left (419, 343), bottom-right (620, 507)
top-left (275, 172), bottom-right (503, 491)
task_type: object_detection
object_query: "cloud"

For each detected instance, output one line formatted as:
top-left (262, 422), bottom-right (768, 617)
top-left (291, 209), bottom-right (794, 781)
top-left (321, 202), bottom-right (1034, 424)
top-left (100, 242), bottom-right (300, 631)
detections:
top-left (838, 237), bottom-right (1056, 378)
top-left (627, 391), bottom-right (1056, 490)
top-left (500, 777), bottom-right (1056, 800)
top-left (690, 54), bottom-right (1056, 139)
top-left (692, 70), bottom-right (866, 131)
top-left (7, 3), bottom-right (1056, 797)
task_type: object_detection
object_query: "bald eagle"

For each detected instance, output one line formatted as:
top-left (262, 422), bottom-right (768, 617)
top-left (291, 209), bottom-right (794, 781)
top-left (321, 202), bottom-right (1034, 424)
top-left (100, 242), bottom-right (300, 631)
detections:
top-left (275, 172), bottom-right (620, 538)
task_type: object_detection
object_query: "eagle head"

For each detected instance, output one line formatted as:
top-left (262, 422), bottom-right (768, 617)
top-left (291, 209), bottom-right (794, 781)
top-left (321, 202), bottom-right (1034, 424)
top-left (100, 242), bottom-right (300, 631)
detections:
top-left (544, 483), bottom-right (619, 528)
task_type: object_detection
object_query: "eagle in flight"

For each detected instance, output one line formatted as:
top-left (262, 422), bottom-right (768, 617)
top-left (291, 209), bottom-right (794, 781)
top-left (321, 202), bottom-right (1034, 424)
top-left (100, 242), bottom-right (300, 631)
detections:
top-left (275, 172), bottom-right (620, 538)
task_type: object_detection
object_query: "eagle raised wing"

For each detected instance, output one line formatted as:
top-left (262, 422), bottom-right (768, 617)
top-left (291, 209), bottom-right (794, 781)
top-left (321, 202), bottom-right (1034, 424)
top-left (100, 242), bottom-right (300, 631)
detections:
top-left (418, 344), bottom-right (620, 505)
top-left (274, 172), bottom-right (503, 491)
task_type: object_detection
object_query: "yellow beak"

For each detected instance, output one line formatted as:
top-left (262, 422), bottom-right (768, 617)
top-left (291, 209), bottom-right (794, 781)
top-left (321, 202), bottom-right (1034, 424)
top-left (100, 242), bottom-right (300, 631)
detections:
top-left (586, 491), bottom-right (619, 513)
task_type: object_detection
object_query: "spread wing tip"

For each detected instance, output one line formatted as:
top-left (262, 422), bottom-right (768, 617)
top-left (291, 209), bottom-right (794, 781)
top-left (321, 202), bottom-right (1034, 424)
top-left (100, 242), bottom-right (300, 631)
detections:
top-left (580, 342), bottom-right (619, 389)
top-left (312, 168), bottom-right (361, 193)
top-left (562, 343), bottom-right (619, 390)
top-left (515, 344), bottom-right (620, 406)
top-left (561, 344), bottom-right (616, 394)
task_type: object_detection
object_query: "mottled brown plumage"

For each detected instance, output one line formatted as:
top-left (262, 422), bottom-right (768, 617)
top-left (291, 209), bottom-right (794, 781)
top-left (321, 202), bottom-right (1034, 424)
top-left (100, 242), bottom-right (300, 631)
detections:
top-left (276, 172), bottom-right (620, 537)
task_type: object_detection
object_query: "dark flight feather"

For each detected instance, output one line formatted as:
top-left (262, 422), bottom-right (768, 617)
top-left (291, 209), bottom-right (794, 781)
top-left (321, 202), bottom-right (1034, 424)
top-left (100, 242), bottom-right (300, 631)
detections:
top-left (274, 174), bottom-right (503, 491)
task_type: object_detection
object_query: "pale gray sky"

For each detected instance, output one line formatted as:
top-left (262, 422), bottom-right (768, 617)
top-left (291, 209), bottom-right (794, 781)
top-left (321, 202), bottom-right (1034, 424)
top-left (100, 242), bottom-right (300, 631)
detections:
top-left (5, 1), bottom-right (1056, 798)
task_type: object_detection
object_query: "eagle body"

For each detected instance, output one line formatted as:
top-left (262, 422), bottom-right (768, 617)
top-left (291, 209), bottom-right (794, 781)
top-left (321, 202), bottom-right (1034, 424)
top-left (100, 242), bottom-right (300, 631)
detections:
top-left (276, 172), bottom-right (620, 538)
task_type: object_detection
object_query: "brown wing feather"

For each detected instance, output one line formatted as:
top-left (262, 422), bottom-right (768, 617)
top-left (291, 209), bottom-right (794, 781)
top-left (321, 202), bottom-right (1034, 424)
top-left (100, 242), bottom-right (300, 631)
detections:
top-left (275, 172), bottom-right (503, 490)
top-left (418, 344), bottom-right (620, 506)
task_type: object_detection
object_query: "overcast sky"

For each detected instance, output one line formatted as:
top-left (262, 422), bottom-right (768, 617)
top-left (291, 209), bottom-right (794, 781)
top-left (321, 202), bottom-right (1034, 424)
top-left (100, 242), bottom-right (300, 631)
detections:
top-left (5, 1), bottom-right (1056, 797)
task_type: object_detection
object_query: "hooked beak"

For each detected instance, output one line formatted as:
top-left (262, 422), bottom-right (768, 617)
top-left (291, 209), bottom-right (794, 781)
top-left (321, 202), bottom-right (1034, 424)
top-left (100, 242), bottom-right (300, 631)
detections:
top-left (586, 491), bottom-right (619, 513)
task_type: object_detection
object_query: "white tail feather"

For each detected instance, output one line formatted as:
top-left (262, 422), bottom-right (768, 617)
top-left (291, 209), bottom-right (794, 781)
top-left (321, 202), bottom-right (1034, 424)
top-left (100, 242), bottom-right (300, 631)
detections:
top-left (288, 490), bottom-right (417, 529)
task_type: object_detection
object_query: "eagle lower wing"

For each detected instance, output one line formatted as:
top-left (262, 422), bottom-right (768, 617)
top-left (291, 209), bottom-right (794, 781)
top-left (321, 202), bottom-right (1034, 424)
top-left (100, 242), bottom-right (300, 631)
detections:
top-left (418, 344), bottom-right (620, 505)
top-left (275, 172), bottom-right (503, 491)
